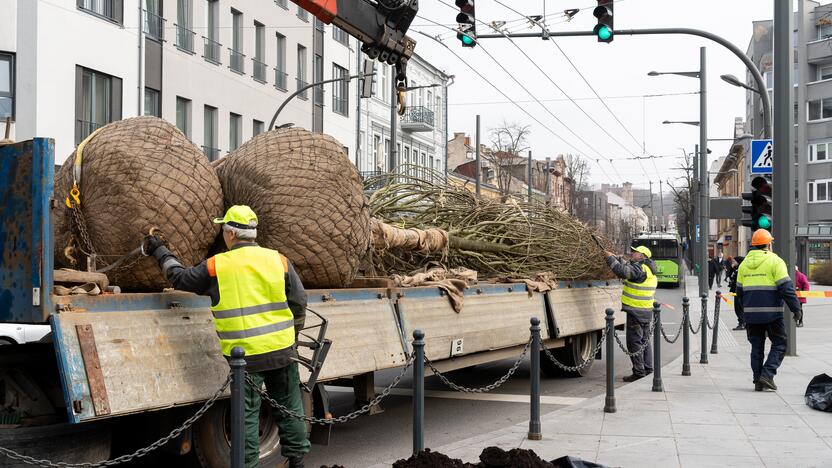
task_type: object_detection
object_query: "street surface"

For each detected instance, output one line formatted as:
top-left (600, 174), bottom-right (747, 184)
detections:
top-left (305, 285), bottom-right (690, 467)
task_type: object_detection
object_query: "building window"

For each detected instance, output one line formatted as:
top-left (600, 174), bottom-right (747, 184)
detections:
top-left (252, 21), bottom-right (266, 82)
top-left (809, 142), bottom-right (832, 162)
top-left (373, 134), bottom-right (381, 168)
top-left (297, 45), bottom-right (308, 99)
top-left (77, 66), bottom-right (120, 144)
top-left (819, 64), bottom-right (832, 81)
top-left (332, 64), bottom-right (349, 116)
top-left (274, 33), bottom-right (287, 90)
top-left (230, 9), bottom-right (244, 73)
top-left (144, 88), bottom-right (160, 117)
top-left (333, 26), bottom-right (350, 46)
top-left (203, 105), bottom-right (218, 161)
top-left (809, 98), bottom-right (832, 121)
top-left (819, 23), bottom-right (832, 40)
top-left (253, 119), bottom-right (264, 136)
top-left (380, 66), bottom-right (389, 102)
top-left (275, 0), bottom-right (288, 9)
top-left (78, 0), bottom-right (122, 24)
top-left (204, 0), bottom-right (221, 64)
top-left (229, 112), bottom-right (242, 151)
top-left (143, 0), bottom-right (164, 41)
top-left (175, 0), bottom-right (195, 53)
top-left (0, 52), bottom-right (14, 120)
top-left (313, 54), bottom-right (324, 105)
top-left (176, 97), bottom-right (191, 138)
top-left (297, 4), bottom-right (309, 21)
top-left (809, 179), bottom-right (832, 203)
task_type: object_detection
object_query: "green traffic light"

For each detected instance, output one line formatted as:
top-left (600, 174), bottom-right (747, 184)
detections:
top-left (758, 215), bottom-right (771, 230)
top-left (461, 34), bottom-right (475, 45)
top-left (597, 25), bottom-right (612, 40)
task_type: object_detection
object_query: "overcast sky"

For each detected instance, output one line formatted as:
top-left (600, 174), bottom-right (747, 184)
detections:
top-left (411, 0), bottom-right (779, 190)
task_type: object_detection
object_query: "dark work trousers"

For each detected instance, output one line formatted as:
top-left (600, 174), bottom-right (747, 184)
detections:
top-left (734, 301), bottom-right (745, 327)
top-left (244, 362), bottom-right (311, 468)
top-left (626, 314), bottom-right (653, 376)
top-left (745, 317), bottom-right (788, 382)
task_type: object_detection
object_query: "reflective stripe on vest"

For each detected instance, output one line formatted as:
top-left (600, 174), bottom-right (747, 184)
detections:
top-left (621, 263), bottom-right (657, 312)
top-left (211, 246), bottom-right (295, 357)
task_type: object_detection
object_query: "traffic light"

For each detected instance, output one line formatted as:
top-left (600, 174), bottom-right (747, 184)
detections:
top-left (455, 0), bottom-right (476, 47)
top-left (742, 176), bottom-right (773, 232)
top-left (593, 0), bottom-right (614, 43)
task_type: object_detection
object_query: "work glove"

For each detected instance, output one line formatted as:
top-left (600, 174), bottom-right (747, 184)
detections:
top-left (794, 309), bottom-right (803, 325)
top-left (142, 234), bottom-right (167, 256)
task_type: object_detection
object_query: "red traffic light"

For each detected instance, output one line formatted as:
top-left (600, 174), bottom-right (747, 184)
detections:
top-left (593, 5), bottom-right (612, 19)
top-left (455, 0), bottom-right (474, 12)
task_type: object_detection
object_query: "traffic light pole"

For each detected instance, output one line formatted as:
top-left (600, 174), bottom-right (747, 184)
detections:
top-left (476, 27), bottom-right (771, 139)
top-left (698, 47), bottom-right (709, 303)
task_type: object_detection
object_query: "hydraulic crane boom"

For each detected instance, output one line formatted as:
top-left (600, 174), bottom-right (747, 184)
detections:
top-left (293, 0), bottom-right (417, 90)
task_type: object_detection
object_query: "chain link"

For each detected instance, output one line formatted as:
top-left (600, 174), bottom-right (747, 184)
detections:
top-left (541, 330), bottom-right (606, 372)
top-left (425, 338), bottom-right (531, 393)
top-left (612, 315), bottom-right (658, 357)
top-left (704, 310), bottom-right (714, 329)
top-left (660, 311), bottom-right (688, 344)
top-left (251, 355), bottom-right (415, 425)
top-left (0, 374), bottom-right (231, 467)
top-left (688, 310), bottom-right (703, 335)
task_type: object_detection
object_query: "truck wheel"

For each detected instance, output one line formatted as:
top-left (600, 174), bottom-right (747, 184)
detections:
top-left (540, 332), bottom-right (597, 378)
top-left (192, 390), bottom-right (312, 468)
top-left (0, 422), bottom-right (111, 468)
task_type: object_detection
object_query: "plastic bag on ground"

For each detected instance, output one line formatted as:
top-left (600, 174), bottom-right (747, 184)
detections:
top-left (805, 373), bottom-right (832, 412)
top-left (551, 456), bottom-right (609, 468)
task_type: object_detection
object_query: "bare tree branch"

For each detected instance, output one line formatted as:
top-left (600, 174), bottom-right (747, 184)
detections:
top-left (486, 120), bottom-right (531, 201)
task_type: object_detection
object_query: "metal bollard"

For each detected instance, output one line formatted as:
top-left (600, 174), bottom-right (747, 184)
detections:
top-left (681, 297), bottom-right (691, 376)
top-left (700, 293), bottom-right (709, 364)
top-left (412, 330), bottom-right (425, 456)
top-left (528, 317), bottom-right (542, 440)
top-left (603, 308), bottom-right (616, 413)
top-left (229, 347), bottom-right (246, 468)
top-left (652, 302), bottom-right (663, 392)
top-left (710, 291), bottom-right (721, 354)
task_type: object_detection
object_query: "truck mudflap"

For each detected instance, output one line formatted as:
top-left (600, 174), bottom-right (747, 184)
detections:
top-left (51, 293), bottom-right (229, 424)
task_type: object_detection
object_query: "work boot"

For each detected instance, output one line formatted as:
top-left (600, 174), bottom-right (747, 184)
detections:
top-left (733, 323), bottom-right (745, 331)
top-left (756, 376), bottom-right (777, 392)
top-left (278, 457), bottom-right (305, 468)
top-left (623, 374), bottom-right (645, 382)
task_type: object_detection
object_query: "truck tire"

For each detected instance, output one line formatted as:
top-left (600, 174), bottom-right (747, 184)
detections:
top-left (192, 392), bottom-right (312, 468)
top-left (541, 332), bottom-right (597, 378)
top-left (0, 421), bottom-right (111, 468)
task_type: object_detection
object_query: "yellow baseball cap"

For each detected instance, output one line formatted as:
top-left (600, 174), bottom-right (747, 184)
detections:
top-left (631, 245), bottom-right (652, 259)
top-left (213, 205), bottom-right (258, 229)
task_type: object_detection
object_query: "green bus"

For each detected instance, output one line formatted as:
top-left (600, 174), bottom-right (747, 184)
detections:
top-left (631, 232), bottom-right (683, 288)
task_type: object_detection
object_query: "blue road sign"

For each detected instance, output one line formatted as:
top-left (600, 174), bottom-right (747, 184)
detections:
top-left (751, 139), bottom-right (773, 174)
top-left (696, 224), bottom-right (700, 242)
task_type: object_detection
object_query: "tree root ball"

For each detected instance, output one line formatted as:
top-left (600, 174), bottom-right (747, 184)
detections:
top-left (54, 117), bottom-right (224, 291)
top-left (216, 128), bottom-right (371, 289)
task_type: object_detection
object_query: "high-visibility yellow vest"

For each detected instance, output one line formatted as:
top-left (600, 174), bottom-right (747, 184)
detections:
top-left (208, 246), bottom-right (295, 357)
top-left (621, 263), bottom-right (658, 315)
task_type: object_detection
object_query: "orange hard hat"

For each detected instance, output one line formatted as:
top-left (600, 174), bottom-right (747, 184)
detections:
top-left (751, 229), bottom-right (774, 247)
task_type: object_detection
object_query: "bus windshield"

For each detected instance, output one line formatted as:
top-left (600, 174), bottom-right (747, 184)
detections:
top-left (632, 238), bottom-right (679, 260)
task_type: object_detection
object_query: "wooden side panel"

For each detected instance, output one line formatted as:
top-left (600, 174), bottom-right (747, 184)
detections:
top-left (549, 285), bottom-right (624, 338)
top-left (54, 308), bottom-right (228, 422)
top-left (398, 286), bottom-right (548, 361)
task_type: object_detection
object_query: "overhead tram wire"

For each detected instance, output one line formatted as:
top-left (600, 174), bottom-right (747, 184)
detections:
top-left (448, 90), bottom-right (699, 106)
top-left (413, 16), bottom-right (625, 181)
top-left (490, 0), bottom-right (657, 178)
top-left (409, 29), bottom-right (615, 183)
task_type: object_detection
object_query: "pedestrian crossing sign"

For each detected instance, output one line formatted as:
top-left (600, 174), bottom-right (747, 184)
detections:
top-left (751, 139), bottom-right (773, 174)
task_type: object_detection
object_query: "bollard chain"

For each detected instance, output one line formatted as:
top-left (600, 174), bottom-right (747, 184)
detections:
top-left (688, 311), bottom-right (704, 335)
top-left (612, 315), bottom-right (658, 357)
top-left (541, 329), bottom-right (607, 372)
top-left (0, 374), bottom-right (232, 467)
top-left (660, 310), bottom-right (688, 344)
top-left (250, 355), bottom-right (415, 424)
top-left (425, 338), bottom-right (531, 393)
top-left (704, 310), bottom-right (714, 329)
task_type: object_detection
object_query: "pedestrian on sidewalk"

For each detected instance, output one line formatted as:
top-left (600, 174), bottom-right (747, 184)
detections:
top-left (605, 246), bottom-right (657, 382)
top-left (795, 266), bottom-right (809, 328)
top-left (729, 256), bottom-right (746, 330)
top-left (736, 229), bottom-right (802, 392)
top-left (715, 252), bottom-right (725, 287)
top-left (708, 255), bottom-right (718, 290)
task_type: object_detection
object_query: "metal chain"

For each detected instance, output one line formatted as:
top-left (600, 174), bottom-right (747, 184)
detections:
top-left (69, 205), bottom-right (98, 267)
top-left (688, 311), bottom-right (703, 335)
top-left (612, 315), bottom-right (658, 357)
top-left (251, 355), bottom-right (415, 425)
top-left (660, 311), bottom-right (688, 344)
top-left (425, 338), bottom-right (532, 393)
top-left (541, 329), bottom-right (607, 372)
top-left (0, 374), bottom-right (232, 468)
top-left (704, 310), bottom-right (714, 329)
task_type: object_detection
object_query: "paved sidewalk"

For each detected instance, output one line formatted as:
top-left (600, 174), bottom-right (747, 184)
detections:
top-left (372, 279), bottom-right (832, 468)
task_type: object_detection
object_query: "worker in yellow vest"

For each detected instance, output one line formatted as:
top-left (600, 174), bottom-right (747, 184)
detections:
top-left (145, 205), bottom-right (310, 468)
top-left (606, 246), bottom-right (658, 382)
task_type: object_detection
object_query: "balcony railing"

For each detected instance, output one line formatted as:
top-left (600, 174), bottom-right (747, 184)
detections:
top-left (332, 95), bottom-right (348, 116)
top-left (400, 106), bottom-right (435, 131)
top-left (202, 146), bottom-right (220, 162)
top-left (203, 37), bottom-right (221, 64)
top-left (252, 58), bottom-right (267, 83)
top-left (174, 23), bottom-right (195, 53)
top-left (297, 78), bottom-right (309, 100)
top-left (143, 9), bottom-right (165, 41)
top-left (229, 49), bottom-right (245, 74)
top-left (76, 120), bottom-right (105, 145)
top-left (313, 86), bottom-right (325, 106)
top-left (274, 68), bottom-right (288, 90)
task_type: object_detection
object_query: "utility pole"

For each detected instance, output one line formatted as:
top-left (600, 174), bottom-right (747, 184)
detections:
top-left (659, 180), bottom-right (665, 230)
top-left (475, 115), bottom-right (481, 196)
top-left (698, 47), bottom-right (710, 303)
top-left (692, 149), bottom-right (699, 274)
top-left (390, 68), bottom-right (398, 173)
top-left (649, 181), bottom-right (655, 231)
top-left (774, 0), bottom-right (797, 356)
top-left (528, 151), bottom-right (533, 203)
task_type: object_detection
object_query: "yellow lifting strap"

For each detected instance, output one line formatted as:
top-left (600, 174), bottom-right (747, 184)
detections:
top-left (65, 127), bottom-right (104, 208)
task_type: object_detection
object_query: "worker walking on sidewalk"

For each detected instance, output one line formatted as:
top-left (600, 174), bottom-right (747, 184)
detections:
top-left (736, 229), bottom-right (802, 392)
top-left (605, 246), bottom-right (658, 382)
top-left (145, 205), bottom-right (310, 468)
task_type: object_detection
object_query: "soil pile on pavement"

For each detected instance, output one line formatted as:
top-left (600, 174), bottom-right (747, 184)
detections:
top-left (392, 449), bottom-right (468, 468)
top-left (390, 447), bottom-right (555, 468)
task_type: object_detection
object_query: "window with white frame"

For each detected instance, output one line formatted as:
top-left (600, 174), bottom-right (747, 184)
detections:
top-left (332, 63), bottom-right (349, 116)
top-left (808, 179), bottom-right (832, 202)
top-left (809, 141), bottom-right (832, 162)
top-left (819, 64), bottom-right (832, 81)
top-left (253, 119), bottom-right (264, 137)
top-left (809, 98), bottom-right (832, 120)
top-left (819, 23), bottom-right (832, 40)
top-left (333, 26), bottom-right (349, 46)
top-left (176, 96), bottom-right (191, 138)
top-left (0, 52), bottom-right (14, 119)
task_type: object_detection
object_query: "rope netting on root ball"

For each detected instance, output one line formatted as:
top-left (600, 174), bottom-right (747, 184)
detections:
top-left (215, 127), bottom-right (372, 289)
top-left (366, 171), bottom-right (613, 281)
top-left (54, 117), bottom-right (224, 291)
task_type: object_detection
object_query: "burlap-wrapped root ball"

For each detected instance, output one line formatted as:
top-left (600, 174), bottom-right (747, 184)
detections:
top-left (216, 128), bottom-right (371, 288)
top-left (55, 117), bottom-right (224, 291)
